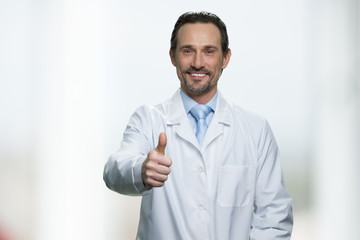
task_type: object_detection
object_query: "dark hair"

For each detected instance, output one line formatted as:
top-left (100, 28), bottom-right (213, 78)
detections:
top-left (170, 11), bottom-right (229, 56)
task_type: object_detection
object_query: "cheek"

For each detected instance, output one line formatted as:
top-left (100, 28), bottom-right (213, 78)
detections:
top-left (176, 66), bottom-right (186, 79)
top-left (211, 63), bottom-right (223, 74)
top-left (178, 56), bottom-right (192, 67)
top-left (208, 58), bottom-right (223, 69)
top-left (178, 63), bottom-right (190, 74)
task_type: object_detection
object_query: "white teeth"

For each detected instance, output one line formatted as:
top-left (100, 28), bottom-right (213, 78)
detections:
top-left (191, 73), bottom-right (206, 77)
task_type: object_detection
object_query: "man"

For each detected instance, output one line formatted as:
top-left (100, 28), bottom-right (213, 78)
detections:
top-left (104, 11), bottom-right (293, 240)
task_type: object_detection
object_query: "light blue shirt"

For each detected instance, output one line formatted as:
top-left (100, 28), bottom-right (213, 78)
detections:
top-left (179, 89), bottom-right (218, 133)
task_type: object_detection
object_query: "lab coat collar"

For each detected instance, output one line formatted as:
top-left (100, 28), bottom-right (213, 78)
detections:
top-left (166, 89), bottom-right (233, 150)
top-left (202, 91), bottom-right (233, 148)
top-left (166, 89), bottom-right (232, 125)
top-left (166, 89), bottom-right (188, 124)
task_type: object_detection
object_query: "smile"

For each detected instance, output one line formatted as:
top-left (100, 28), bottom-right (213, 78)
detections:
top-left (190, 73), bottom-right (206, 77)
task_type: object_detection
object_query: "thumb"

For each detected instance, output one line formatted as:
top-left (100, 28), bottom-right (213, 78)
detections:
top-left (155, 132), bottom-right (167, 155)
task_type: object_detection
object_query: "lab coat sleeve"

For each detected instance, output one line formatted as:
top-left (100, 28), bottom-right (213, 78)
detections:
top-left (250, 120), bottom-right (293, 239)
top-left (103, 106), bottom-right (154, 196)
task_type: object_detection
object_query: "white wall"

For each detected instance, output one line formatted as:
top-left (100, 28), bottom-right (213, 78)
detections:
top-left (0, 0), bottom-right (358, 239)
top-left (310, 0), bottom-right (360, 239)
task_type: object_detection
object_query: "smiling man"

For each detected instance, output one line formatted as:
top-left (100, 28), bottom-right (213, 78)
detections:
top-left (170, 22), bottom-right (230, 104)
top-left (104, 12), bottom-right (293, 240)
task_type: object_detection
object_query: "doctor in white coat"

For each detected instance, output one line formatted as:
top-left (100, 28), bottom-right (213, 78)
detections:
top-left (104, 11), bottom-right (293, 240)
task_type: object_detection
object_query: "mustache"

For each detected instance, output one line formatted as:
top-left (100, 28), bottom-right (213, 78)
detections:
top-left (184, 67), bottom-right (210, 74)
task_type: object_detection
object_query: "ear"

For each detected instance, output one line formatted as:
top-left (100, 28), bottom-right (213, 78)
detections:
top-left (169, 48), bottom-right (176, 66)
top-left (222, 48), bottom-right (232, 69)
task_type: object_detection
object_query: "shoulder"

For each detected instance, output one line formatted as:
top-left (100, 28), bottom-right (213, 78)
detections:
top-left (134, 97), bottom-right (173, 118)
top-left (129, 93), bottom-right (177, 129)
top-left (219, 93), bottom-right (267, 130)
top-left (125, 97), bottom-right (174, 148)
top-left (232, 104), bottom-right (267, 129)
top-left (129, 103), bottom-right (167, 127)
top-left (134, 90), bottom-right (180, 114)
top-left (218, 95), bottom-right (273, 144)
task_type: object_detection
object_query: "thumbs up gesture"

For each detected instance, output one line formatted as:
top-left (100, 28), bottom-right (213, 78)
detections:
top-left (141, 132), bottom-right (172, 189)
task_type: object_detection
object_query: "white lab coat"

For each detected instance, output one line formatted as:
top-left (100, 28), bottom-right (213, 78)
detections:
top-left (104, 89), bottom-right (293, 240)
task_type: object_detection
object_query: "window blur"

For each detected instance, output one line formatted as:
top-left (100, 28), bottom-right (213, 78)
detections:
top-left (0, 1), bottom-right (359, 239)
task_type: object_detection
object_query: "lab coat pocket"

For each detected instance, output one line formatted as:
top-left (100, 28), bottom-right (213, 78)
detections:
top-left (217, 166), bottom-right (252, 208)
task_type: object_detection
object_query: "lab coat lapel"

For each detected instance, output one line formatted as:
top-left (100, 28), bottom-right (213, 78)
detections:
top-left (202, 93), bottom-right (232, 150)
top-left (166, 90), bottom-right (199, 148)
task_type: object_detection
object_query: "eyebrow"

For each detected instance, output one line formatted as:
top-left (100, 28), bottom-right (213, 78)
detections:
top-left (179, 45), bottom-right (219, 50)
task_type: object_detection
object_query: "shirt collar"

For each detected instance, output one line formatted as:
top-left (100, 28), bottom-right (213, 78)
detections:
top-left (179, 88), bottom-right (218, 114)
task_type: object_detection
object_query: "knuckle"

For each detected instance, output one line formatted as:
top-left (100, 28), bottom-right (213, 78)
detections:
top-left (146, 162), bottom-right (157, 170)
top-left (146, 162), bottom-right (153, 169)
top-left (145, 171), bottom-right (154, 178)
top-left (151, 180), bottom-right (163, 187)
top-left (147, 150), bottom-right (156, 159)
top-left (147, 179), bottom-right (154, 186)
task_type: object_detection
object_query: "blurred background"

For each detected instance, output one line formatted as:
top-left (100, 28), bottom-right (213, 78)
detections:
top-left (0, 0), bottom-right (359, 239)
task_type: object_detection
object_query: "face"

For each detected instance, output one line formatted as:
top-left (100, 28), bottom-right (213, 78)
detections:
top-left (170, 23), bottom-right (231, 101)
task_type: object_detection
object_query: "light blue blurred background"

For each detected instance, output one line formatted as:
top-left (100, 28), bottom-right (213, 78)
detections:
top-left (0, 0), bottom-right (359, 239)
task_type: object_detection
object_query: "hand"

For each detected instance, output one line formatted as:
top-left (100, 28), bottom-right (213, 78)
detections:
top-left (141, 132), bottom-right (172, 189)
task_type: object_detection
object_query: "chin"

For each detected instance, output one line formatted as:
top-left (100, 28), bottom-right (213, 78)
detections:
top-left (187, 85), bottom-right (213, 96)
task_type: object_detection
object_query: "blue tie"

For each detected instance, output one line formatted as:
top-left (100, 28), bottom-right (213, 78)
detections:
top-left (190, 104), bottom-right (212, 145)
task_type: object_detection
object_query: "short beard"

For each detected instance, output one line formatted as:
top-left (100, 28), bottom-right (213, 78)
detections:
top-left (183, 77), bottom-right (215, 96)
top-left (181, 66), bottom-right (213, 96)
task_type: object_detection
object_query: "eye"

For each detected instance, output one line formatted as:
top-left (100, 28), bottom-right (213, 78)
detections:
top-left (183, 49), bottom-right (192, 55)
top-left (205, 49), bottom-right (215, 55)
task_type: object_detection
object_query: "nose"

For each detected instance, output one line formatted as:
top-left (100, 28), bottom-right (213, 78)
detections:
top-left (191, 52), bottom-right (205, 69)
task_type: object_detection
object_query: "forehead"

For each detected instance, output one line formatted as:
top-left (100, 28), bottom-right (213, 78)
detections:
top-left (176, 23), bottom-right (221, 48)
